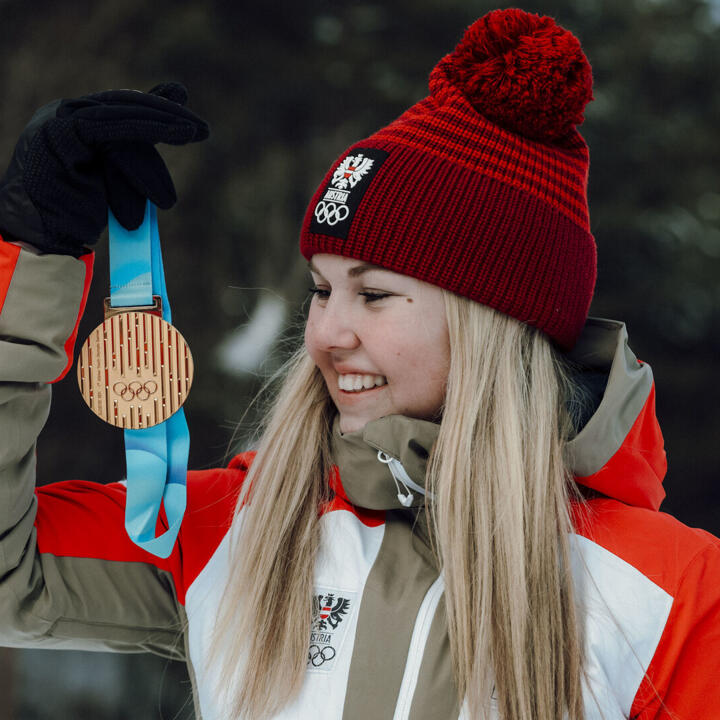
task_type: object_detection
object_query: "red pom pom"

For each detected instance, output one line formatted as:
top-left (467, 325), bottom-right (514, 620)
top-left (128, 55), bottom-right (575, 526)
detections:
top-left (445, 9), bottom-right (593, 142)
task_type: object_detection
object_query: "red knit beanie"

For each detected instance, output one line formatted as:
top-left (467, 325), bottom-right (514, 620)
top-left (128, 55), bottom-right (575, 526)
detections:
top-left (300, 8), bottom-right (596, 350)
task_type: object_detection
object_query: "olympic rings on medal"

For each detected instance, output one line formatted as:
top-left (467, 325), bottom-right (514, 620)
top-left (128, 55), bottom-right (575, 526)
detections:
top-left (307, 644), bottom-right (336, 667)
top-left (112, 380), bottom-right (158, 402)
top-left (314, 201), bottom-right (350, 226)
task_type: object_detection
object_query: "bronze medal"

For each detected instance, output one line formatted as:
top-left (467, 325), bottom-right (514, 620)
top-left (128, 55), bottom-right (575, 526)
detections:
top-left (77, 298), bottom-right (193, 429)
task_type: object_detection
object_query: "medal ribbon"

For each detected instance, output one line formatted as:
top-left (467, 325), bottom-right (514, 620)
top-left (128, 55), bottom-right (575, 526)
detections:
top-left (108, 200), bottom-right (188, 558)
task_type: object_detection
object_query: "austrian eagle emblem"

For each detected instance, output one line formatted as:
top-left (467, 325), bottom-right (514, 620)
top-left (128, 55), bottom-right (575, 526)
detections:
top-left (311, 593), bottom-right (351, 631)
top-left (331, 154), bottom-right (375, 190)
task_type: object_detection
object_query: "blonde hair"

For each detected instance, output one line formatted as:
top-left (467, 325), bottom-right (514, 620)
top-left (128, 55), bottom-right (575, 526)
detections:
top-left (210, 290), bottom-right (586, 719)
top-left (432, 294), bottom-right (585, 719)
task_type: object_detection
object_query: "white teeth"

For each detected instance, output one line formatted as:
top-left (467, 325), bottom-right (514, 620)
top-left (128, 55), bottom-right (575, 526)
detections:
top-left (338, 373), bottom-right (387, 392)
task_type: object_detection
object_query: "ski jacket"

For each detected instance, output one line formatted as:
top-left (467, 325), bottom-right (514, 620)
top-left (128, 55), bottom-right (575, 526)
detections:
top-left (1, 237), bottom-right (720, 719)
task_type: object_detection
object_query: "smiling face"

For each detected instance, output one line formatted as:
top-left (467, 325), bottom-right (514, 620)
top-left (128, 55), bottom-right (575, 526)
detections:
top-left (304, 254), bottom-right (450, 434)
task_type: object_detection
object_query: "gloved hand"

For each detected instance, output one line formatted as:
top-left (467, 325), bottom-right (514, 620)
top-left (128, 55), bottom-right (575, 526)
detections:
top-left (0, 82), bottom-right (209, 257)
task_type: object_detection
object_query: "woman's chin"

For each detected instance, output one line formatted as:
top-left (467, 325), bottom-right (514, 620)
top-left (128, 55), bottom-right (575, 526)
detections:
top-left (337, 410), bottom-right (384, 435)
top-left (338, 416), bottom-right (367, 434)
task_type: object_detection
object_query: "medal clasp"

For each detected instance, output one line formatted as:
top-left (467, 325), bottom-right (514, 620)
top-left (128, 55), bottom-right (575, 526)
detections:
top-left (104, 295), bottom-right (163, 320)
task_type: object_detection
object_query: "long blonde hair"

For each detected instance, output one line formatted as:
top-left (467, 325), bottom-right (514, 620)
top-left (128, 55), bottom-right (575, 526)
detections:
top-left (210, 290), bottom-right (587, 719)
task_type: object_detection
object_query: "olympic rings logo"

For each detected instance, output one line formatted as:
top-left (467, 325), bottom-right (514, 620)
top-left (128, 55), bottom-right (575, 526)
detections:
top-left (112, 380), bottom-right (158, 402)
top-left (314, 201), bottom-right (350, 226)
top-left (307, 644), bottom-right (336, 667)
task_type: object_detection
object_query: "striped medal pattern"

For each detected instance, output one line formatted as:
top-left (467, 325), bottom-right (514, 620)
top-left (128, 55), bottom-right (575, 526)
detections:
top-left (77, 311), bottom-right (193, 429)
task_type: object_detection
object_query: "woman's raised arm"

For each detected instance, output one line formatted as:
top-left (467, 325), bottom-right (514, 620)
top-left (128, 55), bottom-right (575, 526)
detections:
top-left (0, 85), bottom-right (208, 657)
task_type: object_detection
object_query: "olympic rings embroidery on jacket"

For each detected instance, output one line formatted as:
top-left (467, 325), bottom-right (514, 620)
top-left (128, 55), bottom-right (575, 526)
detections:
top-left (314, 201), bottom-right (350, 226)
top-left (307, 644), bottom-right (336, 667)
top-left (112, 380), bottom-right (158, 402)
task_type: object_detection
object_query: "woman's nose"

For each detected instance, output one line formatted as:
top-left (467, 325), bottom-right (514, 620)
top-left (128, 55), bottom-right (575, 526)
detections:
top-left (307, 299), bottom-right (360, 350)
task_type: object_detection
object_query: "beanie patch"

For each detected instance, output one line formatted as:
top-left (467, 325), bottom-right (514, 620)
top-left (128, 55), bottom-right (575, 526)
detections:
top-left (309, 148), bottom-right (388, 240)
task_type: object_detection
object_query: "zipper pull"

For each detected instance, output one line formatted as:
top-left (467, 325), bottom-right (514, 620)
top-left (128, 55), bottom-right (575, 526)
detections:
top-left (377, 450), bottom-right (414, 507)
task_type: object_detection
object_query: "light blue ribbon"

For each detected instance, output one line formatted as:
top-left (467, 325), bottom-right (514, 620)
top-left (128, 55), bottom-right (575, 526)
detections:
top-left (108, 201), bottom-right (188, 558)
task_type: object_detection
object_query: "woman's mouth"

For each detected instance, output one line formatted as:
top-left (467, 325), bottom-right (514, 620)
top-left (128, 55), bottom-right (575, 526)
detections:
top-left (337, 373), bottom-right (387, 393)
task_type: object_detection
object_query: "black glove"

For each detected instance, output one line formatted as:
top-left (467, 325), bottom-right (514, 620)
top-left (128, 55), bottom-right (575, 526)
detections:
top-left (0, 82), bottom-right (209, 257)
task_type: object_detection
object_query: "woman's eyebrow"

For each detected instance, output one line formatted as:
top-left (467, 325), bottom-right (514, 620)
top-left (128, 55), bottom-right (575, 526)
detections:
top-left (307, 260), bottom-right (390, 278)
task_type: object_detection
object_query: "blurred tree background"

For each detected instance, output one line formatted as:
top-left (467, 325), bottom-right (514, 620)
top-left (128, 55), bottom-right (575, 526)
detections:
top-left (1, 0), bottom-right (718, 717)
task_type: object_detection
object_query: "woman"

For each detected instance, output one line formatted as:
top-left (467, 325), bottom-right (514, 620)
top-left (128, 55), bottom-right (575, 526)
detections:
top-left (0, 8), bottom-right (719, 720)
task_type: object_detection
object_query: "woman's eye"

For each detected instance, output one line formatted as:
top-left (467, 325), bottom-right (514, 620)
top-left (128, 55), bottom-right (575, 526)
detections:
top-left (359, 291), bottom-right (391, 303)
top-left (307, 287), bottom-right (391, 303)
top-left (307, 286), bottom-right (330, 300)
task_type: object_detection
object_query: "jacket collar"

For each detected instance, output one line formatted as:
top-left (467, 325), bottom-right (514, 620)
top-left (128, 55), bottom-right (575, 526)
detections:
top-left (564, 318), bottom-right (666, 510)
top-left (330, 414), bottom-right (440, 511)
